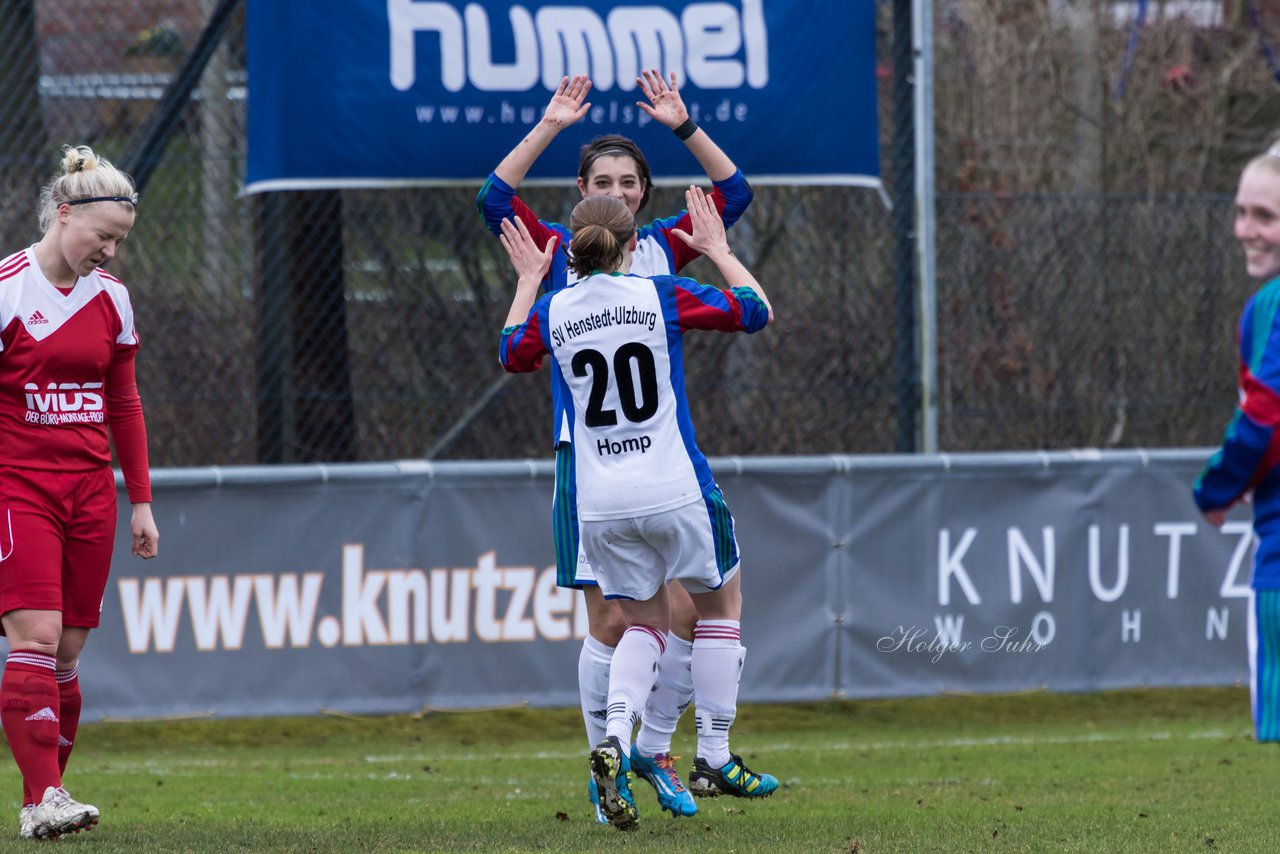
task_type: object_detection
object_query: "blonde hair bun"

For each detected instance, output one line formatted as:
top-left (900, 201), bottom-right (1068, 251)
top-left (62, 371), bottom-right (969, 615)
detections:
top-left (61, 144), bottom-right (100, 175)
top-left (37, 143), bottom-right (137, 233)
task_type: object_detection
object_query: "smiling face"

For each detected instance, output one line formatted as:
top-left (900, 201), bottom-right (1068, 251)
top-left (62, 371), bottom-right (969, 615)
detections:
top-left (57, 202), bottom-right (135, 278)
top-left (1235, 162), bottom-right (1280, 281)
top-left (578, 154), bottom-right (646, 216)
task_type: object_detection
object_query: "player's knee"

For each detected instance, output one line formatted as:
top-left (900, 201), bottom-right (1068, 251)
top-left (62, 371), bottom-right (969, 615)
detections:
top-left (593, 622), bottom-right (624, 647)
top-left (668, 584), bottom-right (699, 631)
top-left (691, 591), bottom-right (741, 622)
top-left (5, 620), bottom-right (63, 655)
top-left (594, 611), bottom-right (627, 646)
top-left (671, 608), bottom-right (698, 639)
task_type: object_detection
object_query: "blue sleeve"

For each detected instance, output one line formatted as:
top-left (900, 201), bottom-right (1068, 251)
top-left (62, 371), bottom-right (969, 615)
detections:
top-left (713, 169), bottom-right (754, 230)
top-left (1194, 292), bottom-right (1280, 511)
top-left (476, 171), bottom-right (517, 237)
top-left (1194, 414), bottom-right (1271, 511)
top-left (729, 285), bottom-right (770, 333)
top-left (499, 294), bottom-right (554, 373)
top-left (476, 171), bottom-right (574, 294)
top-left (658, 275), bottom-right (768, 334)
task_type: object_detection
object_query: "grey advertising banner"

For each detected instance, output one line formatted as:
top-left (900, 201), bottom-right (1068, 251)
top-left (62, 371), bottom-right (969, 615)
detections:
top-left (74, 451), bottom-right (1246, 720)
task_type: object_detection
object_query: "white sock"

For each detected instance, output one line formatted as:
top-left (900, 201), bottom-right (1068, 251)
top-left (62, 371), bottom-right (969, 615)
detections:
top-left (604, 626), bottom-right (666, 744)
top-left (578, 634), bottom-right (614, 749)
top-left (691, 620), bottom-right (744, 768)
top-left (635, 632), bottom-right (694, 757)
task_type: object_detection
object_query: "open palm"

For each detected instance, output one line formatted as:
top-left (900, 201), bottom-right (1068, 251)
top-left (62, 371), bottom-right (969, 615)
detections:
top-left (636, 70), bottom-right (688, 129)
top-left (544, 75), bottom-right (592, 128)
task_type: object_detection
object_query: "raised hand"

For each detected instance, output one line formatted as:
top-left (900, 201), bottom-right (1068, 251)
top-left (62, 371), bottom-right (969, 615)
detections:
top-left (543, 75), bottom-right (592, 129)
top-left (636, 69), bottom-right (688, 130)
top-left (670, 186), bottom-right (772, 321)
top-left (500, 217), bottom-right (557, 283)
top-left (670, 186), bottom-right (728, 259)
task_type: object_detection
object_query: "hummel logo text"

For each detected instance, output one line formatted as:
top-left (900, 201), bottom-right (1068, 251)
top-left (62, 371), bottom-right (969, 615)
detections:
top-left (27, 311), bottom-right (48, 325)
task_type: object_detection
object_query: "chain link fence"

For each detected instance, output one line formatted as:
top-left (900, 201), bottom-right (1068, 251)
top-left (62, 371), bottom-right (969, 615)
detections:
top-left (0, 1), bottom-right (1264, 465)
top-left (935, 191), bottom-right (1244, 449)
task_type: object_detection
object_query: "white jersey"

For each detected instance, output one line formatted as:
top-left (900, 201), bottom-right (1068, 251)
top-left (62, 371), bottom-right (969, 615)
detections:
top-left (553, 273), bottom-right (696, 519)
top-left (501, 271), bottom-right (770, 521)
top-left (549, 243), bottom-right (682, 445)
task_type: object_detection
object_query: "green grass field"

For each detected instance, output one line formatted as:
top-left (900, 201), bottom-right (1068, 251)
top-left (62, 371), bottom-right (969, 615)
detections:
top-left (0, 686), bottom-right (1266, 852)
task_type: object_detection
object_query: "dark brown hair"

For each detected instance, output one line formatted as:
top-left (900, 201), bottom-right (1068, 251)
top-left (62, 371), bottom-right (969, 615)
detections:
top-left (578, 134), bottom-right (652, 213)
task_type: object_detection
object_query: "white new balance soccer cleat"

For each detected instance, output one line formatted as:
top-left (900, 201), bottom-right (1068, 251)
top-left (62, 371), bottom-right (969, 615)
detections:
top-left (30, 786), bottom-right (98, 838)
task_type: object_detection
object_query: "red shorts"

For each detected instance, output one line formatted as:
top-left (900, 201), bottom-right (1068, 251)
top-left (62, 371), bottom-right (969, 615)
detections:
top-left (0, 466), bottom-right (117, 629)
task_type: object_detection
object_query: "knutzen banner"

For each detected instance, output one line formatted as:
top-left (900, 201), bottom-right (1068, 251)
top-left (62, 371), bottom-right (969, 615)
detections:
top-left (244, 0), bottom-right (880, 191)
top-left (73, 452), bottom-right (1251, 720)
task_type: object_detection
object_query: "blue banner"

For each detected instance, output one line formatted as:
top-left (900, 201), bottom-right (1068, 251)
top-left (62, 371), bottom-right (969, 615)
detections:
top-left (245, 0), bottom-right (879, 191)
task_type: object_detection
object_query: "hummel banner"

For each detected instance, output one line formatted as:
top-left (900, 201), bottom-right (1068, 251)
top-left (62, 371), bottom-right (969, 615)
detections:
top-left (244, 0), bottom-right (880, 192)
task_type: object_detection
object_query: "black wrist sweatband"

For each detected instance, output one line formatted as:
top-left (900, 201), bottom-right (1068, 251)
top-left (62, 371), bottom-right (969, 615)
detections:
top-left (673, 118), bottom-right (698, 141)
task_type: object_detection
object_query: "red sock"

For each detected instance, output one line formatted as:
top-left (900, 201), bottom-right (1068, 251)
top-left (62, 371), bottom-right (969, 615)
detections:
top-left (1, 652), bottom-right (61, 806)
top-left (55, 666), bottom-right (81, 776)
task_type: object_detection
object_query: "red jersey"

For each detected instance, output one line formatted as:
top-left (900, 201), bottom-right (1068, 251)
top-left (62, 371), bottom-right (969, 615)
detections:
top-left (0, 247), bottom-right (151, 502)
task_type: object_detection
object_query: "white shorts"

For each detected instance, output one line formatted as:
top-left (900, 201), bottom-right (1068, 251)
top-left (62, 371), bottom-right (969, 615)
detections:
top-left (572, 541), bottom-right (596, 586)
top-left (580, 497), bottom-right (741, 601)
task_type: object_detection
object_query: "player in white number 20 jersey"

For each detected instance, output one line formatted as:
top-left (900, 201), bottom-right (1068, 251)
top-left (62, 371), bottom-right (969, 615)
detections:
top-left (480, 73), bottom-right (766, 822)
top-left (500, 189), bottom-right (777, 830)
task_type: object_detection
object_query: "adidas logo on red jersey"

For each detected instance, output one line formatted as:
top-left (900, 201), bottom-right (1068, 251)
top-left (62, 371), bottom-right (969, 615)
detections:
top-left (27, 311), bottom-right (48, 325)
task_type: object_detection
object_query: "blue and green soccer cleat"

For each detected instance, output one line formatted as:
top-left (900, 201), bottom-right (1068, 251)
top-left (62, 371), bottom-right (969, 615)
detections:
top-left (629, 746), bottom-right (698, 817)
top-left (588, 736), bottom-right (639, 830)
top-left (587, 775), bottom-right (608, 824)
top-left (687, 753), bottom-right (779, 798)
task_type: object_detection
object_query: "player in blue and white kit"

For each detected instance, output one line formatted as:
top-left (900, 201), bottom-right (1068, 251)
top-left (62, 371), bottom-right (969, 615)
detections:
top-left (1196, 140), bottom-right (1280, 743)
top-left (499, 189), bottom-right (778, 830)
top-left (478, 71), bottom-right (766, 818)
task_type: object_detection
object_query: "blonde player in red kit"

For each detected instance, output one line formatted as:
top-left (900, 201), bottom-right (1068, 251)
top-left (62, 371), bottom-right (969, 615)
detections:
top-left (0, 145), bottom-right (158, 839)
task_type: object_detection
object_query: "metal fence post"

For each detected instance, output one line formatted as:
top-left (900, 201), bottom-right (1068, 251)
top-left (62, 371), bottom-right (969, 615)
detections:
top-left (892, 0), bottom-right (920, 452)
